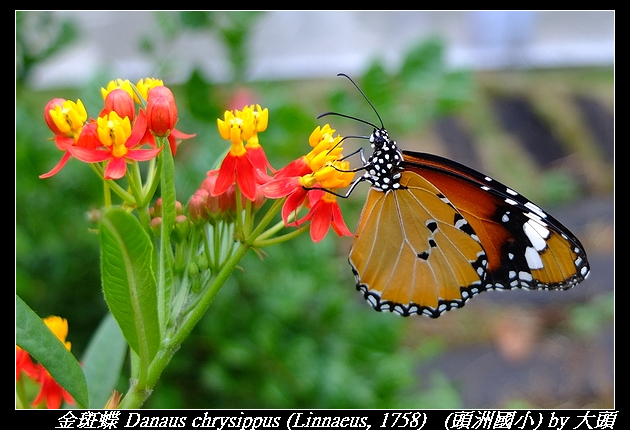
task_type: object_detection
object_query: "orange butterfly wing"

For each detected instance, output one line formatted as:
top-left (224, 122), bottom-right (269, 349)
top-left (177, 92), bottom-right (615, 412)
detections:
top-left (349, 151), bottom-right (589, 318)
top-left (349, 170), bottom-right (488, 317)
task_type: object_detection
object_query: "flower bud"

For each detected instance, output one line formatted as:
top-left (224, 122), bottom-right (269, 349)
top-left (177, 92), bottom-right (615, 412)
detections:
top-left (200, 171), bottom-right (232, 220)
top-left (188, 190), bottom-right (209, 224)
top-left (175, 200), bottom-right (184, 216)
top-left (187, 262), bottom-right (200, 277)
top-left (196, 254), bottom-right (209, 272)
top-left (101, 89), bottom-right (135, 122)
top-left (151, 198), bottom-right (163, 219)
top-left (173, 214), bottom-right (191, 242)
top-left (150, 217), bottom-right (162, 238)
top-left (146, 86), bottom-right (178, 137)
top-left (44, 98), bottom-right (67, 135)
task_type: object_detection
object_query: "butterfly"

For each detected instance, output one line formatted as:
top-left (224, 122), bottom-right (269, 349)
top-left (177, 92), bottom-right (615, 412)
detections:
top-left (323, 74), bottom-right (590, 318)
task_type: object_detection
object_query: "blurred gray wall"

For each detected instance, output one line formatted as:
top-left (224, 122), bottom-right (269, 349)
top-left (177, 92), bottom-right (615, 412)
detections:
top-left (27, 11), bottom-right (614, 88)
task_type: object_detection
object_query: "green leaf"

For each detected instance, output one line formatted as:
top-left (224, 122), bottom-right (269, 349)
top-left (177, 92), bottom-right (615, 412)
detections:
top-left (16, 295), bottom-right (89, 408)
top-left (99, 209), bottom-right (160, 364)
top-left (81, 313), bottom-right (127, 408)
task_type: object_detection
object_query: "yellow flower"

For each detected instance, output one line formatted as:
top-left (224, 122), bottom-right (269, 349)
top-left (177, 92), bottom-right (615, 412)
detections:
top-left (48, 99), bottom-right (87, 137)
top-left (101, 79), bottom-right (135, 101)
top-left (97, 111), bottom-right (132, 157)
top-left (217, 109), bottom-right (255, 152)
top-left (136, 78), bottom-right (165, 102)
top-left (42, 316), bottom-right (71, 351)
top-left (305, 124), bottom-right (344, 172)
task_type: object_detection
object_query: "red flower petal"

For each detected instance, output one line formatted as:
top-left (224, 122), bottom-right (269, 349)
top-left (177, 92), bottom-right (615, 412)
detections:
top-left (282, 187), bottom-right (309, 226)
top-left (104, 157), bottom-right (128, 180)
top-left (125, 109), bottom-right (148, 149)
top-left (258, 176), bottom-right (301, 199)
top-left (234, 155), bottom-right (258, 201)
top-left (171, 128), bottom-right (196, 140)
top-left (308, 199), bottom-right (334, 243)
top-left (31, 365), bottom-right (74, 409)
top-left (213, 153), bottom-right (238, 197)
top-left (39, 152), bottom-right (73, 179)
top-left (126, 147), bottom-right (163, 162)
top-left (246, 145), bottom-right (274, 174)
top-left (274, 157), bottom-right (310, 179)
top-left (53, 135), bottom-right (75, 151)
top-left (330, 200), bottom-right (353, 237)
top-left (68, 146), bottom-right (112, 163)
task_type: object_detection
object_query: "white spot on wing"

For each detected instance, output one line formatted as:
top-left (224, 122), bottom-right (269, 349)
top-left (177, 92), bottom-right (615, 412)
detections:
top-left (527, 219), bottom-right (550, 239)
top-left (525, 201), bottom-right (547, 218)
top-left (524, 246), bottom-right (544, 270)
top-left (523, 221), bottom-right (548, 251)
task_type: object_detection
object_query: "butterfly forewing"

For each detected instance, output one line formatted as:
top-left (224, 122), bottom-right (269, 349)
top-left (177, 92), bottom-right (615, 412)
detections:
top-left (401, 150), bottom-right (590, 292)
top-left (349, 170), bottom-right (488, 317)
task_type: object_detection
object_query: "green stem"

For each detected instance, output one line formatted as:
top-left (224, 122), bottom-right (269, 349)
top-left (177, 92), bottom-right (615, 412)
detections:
top-left (253, 224), bottom-right (309, 248)
top-left (141, 156), bottom-right (162, 207)
top-left (118, 242), bottom-right (251, 409)
top-left (245, 198), bottom-right (285, 244)
top-left (90, 164), bottom-right (135, 206)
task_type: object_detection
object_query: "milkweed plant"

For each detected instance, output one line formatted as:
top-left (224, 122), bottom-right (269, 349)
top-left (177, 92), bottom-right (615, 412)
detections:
top-left (16, 78), bottom-right (359, 409)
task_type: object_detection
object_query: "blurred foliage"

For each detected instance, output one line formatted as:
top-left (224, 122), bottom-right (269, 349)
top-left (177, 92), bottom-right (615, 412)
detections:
top-left (16, 11), bottom-right (78, 84)
top-left (141, 11), bottom-right (265, 84)
top-left (327, 38), bottom-right (473, 134)
top-left (567, 292), bottom-right (614, 339)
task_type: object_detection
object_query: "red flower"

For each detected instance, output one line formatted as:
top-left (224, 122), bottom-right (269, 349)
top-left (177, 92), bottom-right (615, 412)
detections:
top-left (144, 86), bottom-right (195, 156)
top-left (40, 98), bottom-right (86, 179)
top-left (213, 151), bottom-right (258, 201)
top-left (68, 110), bottom-right (162, 180)
top-left (100, 88), bottom-right (135, 122)
top-left (214, 106), bottom-right (270, 201)
top-left (16, 346), bottom-right (38, 381)
top-left (146, 86), bottom-right (177, 137)
top-left (31, 365), bottom-right (75, 409)
top-left (302, 190), bottom-right (352, 243)
top-left (28, 316), bottom-right (75, 409)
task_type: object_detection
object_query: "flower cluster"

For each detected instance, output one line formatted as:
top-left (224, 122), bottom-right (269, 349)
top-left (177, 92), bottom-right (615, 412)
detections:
top-left (187, 107), bottom-right (355, 243)
top-left (32, 80), bottom-right (364, 409)
top-left (41, 78), bottom-right (194, 180)
top-left (16, 316), bottom-right (74, 409)
top-left (259, 124), bottom-right (355, 242)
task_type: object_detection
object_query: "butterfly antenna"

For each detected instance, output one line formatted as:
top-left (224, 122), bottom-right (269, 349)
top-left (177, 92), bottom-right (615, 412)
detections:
top-left (317, 111), bottom-right (380, 130)
top-left (337, 73), bottom-right (384, 130)
top-left (326, 134), bottom-right (369, 155)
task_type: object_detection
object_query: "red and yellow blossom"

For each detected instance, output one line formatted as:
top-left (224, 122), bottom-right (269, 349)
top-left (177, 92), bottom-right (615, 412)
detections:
top-left (68, 109), bottom-right (162, 180)
top-left (214, 105), bottom-right (271, 201)
top-left (17, 316), bottom-right (75, 409)
top-left (259, 124), bottom-right (355, 242)
top-left (40, 98), bottom-right (88, 179)
top-left (135, 77), bottom-right (164, 103)
top-left (243, 104), bottom-right (272, 174)
top-left (31, 316), bottom-right (75, 409)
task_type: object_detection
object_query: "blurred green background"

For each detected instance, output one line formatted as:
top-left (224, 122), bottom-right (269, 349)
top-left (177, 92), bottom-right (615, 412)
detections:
top-left (16, 11), bottom-right (614, 409)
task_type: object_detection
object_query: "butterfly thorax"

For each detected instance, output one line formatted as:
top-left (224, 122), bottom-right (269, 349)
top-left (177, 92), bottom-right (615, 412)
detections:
top-left (364, 128), bottom-right (404, 192)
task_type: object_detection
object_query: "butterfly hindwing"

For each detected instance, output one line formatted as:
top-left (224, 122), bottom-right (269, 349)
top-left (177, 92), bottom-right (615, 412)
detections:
top-left (349, 170), bottom-right (488, 317)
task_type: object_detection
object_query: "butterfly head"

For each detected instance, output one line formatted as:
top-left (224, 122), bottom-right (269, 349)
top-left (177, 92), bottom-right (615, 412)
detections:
top-left (369, 128), bottom-right (391, 149)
